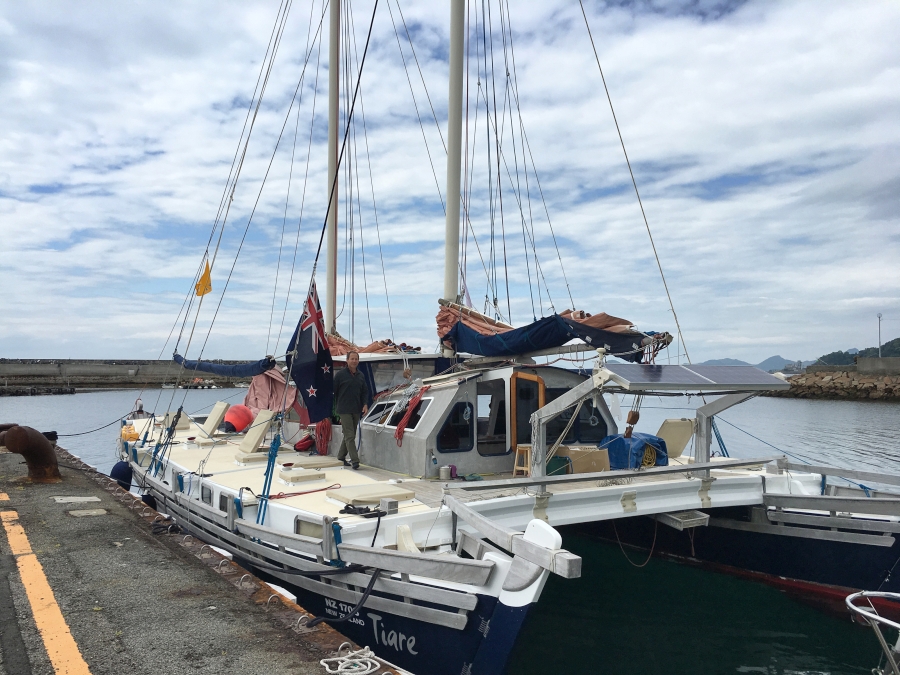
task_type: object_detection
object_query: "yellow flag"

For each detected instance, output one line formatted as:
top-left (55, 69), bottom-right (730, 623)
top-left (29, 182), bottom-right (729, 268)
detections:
top-left (195, 261), bottom-right (212, 296)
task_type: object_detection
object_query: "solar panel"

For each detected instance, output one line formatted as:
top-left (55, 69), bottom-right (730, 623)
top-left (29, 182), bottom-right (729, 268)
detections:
top-left (603, 364), bottom-right (790, 391)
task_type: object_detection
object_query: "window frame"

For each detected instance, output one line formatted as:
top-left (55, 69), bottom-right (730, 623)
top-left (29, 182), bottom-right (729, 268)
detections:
top-left (385, 397), bottom-right (432, 431)
top-left (363, 401), bottom-right (397, 425)
top-left (436, 401), bottom-right (475, 453)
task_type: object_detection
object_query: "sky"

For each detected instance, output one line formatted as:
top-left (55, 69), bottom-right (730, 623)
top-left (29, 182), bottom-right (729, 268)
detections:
top-left (1, 0), bottom-right (898, 364)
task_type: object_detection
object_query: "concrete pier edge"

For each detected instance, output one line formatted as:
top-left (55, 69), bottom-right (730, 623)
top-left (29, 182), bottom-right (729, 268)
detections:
top-left (0, 442), bottom-right (403, 675)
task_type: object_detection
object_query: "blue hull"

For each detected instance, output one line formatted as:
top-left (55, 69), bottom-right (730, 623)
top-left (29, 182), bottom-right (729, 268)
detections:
top-left (281, 583), bottom-right (533, 675)
top-left (248, 562), bottom-right (536, 675)
top-left (577, 507), bottom-right (900, 595)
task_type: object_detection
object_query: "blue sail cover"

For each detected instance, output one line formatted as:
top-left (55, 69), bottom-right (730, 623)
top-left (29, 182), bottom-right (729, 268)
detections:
top-left (441, 314), bottom-right (648, 363)
top-left (173, 353), bottom-right (276, 377)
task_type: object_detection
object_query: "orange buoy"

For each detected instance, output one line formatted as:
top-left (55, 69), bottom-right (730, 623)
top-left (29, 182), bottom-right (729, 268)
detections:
top-left (224, 404), bottom-right (254, 433)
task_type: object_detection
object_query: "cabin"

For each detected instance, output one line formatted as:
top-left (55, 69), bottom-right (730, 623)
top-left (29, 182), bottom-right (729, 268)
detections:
top-left (324, 356), bottom-right (617, 479)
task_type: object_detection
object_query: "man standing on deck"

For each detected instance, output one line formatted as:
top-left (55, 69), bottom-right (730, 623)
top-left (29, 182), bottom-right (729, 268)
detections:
top-left (333, 351), bottom-right (369, 469)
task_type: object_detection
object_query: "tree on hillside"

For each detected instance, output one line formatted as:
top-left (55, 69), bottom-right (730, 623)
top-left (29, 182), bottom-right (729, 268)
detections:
top-left (819, 350), bottom-right (856, 366)
top-left (816, 336), bottom-right (900, 365)
top-left (858, 336), bottom-right (900, 359)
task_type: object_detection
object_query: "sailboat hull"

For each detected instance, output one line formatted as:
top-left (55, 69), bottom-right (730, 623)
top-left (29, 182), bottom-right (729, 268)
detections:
top-left (265, 579), bottom-right (534, 675)
top-left (136, 472), bottom-right (541, 675)
top-left (577, 508), bottom-right (900, 617)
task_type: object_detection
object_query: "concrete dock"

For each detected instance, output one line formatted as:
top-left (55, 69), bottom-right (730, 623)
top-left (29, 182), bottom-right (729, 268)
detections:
top-left (0, 445), bottom-right (397, 675)
top-left (0, 359), bottom-right (247, 392)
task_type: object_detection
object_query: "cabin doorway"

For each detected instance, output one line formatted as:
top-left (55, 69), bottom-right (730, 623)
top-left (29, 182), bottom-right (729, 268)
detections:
top-left (476, 379), bottom-right (507, 455)
top-left (510, 372), bottom-right (546, 451)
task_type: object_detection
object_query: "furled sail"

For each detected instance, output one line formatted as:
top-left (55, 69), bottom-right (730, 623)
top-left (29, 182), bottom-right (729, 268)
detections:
top-left (437, 303), bottom-right (670, 363)
top-left (173, 353), bottom-right (277, 377)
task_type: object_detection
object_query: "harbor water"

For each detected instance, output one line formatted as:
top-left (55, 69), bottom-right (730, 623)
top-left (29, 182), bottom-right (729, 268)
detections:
top-left (2, 389), bottom-right (898, 673)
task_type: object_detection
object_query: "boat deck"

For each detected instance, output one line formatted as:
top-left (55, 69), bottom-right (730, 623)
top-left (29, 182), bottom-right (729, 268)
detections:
top-left (130, 410), bottom-right (777, 536)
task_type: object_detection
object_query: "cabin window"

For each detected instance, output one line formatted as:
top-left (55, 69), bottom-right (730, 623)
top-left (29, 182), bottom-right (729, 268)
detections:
top-left (436, 402), bottom-right (474, 453)
top-left (201, 485), bottom-right (213, 505)
top-left (386, 398), bottom-right (431, 430)
top-left (219, 493), bottom-right (230, 513)
top-left (476, 380), bottom-right (507, 456)
top-left (364, 402), bottom-right (393, 424)
top-left (545, 388), bottom-right (608, 444)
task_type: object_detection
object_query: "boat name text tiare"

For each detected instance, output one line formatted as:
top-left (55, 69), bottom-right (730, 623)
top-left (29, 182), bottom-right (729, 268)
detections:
top-left (367, 612), bottom-right (418, 655)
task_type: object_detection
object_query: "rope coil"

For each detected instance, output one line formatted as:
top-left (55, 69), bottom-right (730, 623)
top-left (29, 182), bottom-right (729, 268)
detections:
top-left (319, 643), bottom-right (384, 674)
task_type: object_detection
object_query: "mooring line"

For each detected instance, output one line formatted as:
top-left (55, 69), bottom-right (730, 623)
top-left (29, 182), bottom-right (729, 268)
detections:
top-left (0, 510), bottom-right (92, 674)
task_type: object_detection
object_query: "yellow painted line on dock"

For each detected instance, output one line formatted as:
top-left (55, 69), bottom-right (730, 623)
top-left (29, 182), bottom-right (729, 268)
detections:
top-left (0, 510), bottom-right (92, 674)
top-left (0, 493), bottom-right (9, 501)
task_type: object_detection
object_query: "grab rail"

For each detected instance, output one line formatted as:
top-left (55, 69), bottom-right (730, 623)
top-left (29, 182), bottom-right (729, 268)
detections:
top-left (781, 460), bottom-right (900, 488)
top-left (846, 591), bottom-right (900, 675)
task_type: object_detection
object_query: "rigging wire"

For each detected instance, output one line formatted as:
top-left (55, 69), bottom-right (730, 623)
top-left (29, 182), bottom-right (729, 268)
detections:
top-left (164, 0), bottom-right (298, 421)
top-left (386, 0), bottom-right (446, 213)
top-left (346, 2), bottom-right (375, 342)
top-left (267, 0), bottom-right (320, 354)
top-left (462, 0), bottom-right (568, 322)
top-left (502, 0), bottom-right (543, 314)
top-left (579, 0), bottom-right (691, 361)
top-left (499, 2), bottom-right (536, 320)
top-left (190, 2), bottom-right (329, 370)
top-left (395, 1), bottom-right (447, 153)
top-left (485, 0), bottom-right (512, 324)
top-left (274, 1), bottom-right (326, 355)
top-left (355, 69), bottom-right (396, 342)
top-left (310, 0), bottom-right (381, 271)
top-left (174, 0), bottom-right (294, 354)
top-left (172, 0), bottom-right (301, 413)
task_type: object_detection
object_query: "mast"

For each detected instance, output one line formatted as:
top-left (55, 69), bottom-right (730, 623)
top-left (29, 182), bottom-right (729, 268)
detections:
top-left (443, 0), bottom-right (465, 304)
top-left (325, 0), bottom-right (340, 335)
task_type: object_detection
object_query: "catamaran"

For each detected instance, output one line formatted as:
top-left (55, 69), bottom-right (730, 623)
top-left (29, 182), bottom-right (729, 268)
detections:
top-left (115, 3), bottom-right (900, 673)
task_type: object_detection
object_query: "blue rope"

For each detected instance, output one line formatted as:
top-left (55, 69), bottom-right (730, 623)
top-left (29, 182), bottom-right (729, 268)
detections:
top-left (256, 428), bottom-right (282, 525)
top-left (711, 418), bottom-right (729, 458)
top-left (715, 416), bottom-right (875, 496)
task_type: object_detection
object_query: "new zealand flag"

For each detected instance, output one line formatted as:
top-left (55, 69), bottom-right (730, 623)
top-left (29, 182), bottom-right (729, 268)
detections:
top-left (286, 282), bottom-right (334, 423)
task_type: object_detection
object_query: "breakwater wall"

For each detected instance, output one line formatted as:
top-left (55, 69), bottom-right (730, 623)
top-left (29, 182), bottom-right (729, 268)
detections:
top-left (0, 359), bottom-right (247, 392)
top-left (770, 358), bottom-right (900, 401)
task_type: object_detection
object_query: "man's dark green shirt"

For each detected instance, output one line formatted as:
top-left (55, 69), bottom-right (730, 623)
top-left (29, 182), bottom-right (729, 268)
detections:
top-left (333, 367), bottom-right (369, 415)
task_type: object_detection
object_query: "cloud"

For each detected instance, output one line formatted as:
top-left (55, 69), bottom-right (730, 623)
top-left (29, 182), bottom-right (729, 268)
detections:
top-left (1, 0), bottom-right (898, 363)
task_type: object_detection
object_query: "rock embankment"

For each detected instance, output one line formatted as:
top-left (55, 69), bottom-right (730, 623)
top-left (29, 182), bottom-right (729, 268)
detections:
top-left (770, 370), bottom-right (899, 401)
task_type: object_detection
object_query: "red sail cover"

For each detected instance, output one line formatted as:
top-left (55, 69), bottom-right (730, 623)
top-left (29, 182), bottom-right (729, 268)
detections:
top-left (244, 368), bottom-right (306, 422)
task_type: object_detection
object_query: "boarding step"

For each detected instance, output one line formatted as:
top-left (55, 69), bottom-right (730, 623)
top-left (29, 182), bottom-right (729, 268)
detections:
top-left (652, 510), bottom-right (710, 531)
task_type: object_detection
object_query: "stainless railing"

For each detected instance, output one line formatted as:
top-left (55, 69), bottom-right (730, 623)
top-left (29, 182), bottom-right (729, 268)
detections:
top-left (847, 591), bottom-right (900, 675)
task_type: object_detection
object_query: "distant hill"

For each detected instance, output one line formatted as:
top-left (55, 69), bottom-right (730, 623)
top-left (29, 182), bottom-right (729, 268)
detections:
top-left (699, 338), bottom-right (899, 371)
top-left (755, 356), bottom-right (800, 372)
top-left (699, 355), bottom-right (815, 371)
top-left (816, 336), bottom-right (900, 365)
top-left (699, 358), bottom-right (751, 366)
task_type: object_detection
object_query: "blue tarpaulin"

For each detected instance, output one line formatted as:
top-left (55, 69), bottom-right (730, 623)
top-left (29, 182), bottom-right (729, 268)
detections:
top-left (440, 314), bottom-right (647, 363)
top-left (600, 432), bottom-right (669, 470)
top-left (173, 353), bottom-right (276, 378)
